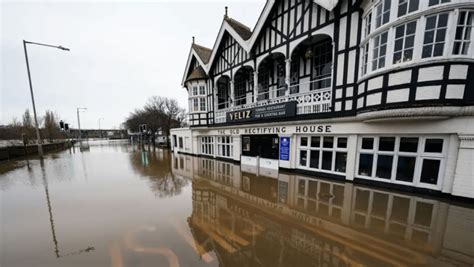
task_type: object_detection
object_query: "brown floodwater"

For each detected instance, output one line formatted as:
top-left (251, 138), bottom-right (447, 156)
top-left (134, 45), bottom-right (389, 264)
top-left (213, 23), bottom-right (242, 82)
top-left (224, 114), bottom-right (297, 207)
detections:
top-left (0, 141), bottom-right (473, 267)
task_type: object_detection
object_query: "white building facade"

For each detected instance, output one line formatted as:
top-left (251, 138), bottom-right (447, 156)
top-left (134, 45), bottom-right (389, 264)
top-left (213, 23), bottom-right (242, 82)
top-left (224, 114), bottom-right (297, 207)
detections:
top-left (171, 0), bottom-right (474, 200)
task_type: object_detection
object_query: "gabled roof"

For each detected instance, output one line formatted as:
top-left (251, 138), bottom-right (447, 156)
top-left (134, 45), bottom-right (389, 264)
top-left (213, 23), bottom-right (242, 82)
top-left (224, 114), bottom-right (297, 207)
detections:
top-left (192, 43), bottom-right (212, 64)
top-left (181, 0), bottom-right (341, 86)
top-left (185, 66), bottom-right (208, 83)
top-left (224, 17), bottom-right (252, 40)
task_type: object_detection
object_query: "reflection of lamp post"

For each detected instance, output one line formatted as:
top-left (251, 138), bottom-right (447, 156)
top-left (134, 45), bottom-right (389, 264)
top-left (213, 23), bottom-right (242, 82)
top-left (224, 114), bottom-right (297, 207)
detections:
top-left (23, 40), bottom-right (70, 158)
top-left (39, 159), bottom-right (94, 258)
top-left (98, 118), bottom-right (104, 139)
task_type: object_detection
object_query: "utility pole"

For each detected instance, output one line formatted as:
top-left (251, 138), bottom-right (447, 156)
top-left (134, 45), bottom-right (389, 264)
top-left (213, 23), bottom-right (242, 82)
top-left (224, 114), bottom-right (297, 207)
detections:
top-left (23, 40), bottom-right (70, 158)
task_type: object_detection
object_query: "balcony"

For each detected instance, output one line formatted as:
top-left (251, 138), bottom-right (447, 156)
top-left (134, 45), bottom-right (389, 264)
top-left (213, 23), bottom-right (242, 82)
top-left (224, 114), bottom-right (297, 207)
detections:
top-left (214, 79), bottom-right (332, 124)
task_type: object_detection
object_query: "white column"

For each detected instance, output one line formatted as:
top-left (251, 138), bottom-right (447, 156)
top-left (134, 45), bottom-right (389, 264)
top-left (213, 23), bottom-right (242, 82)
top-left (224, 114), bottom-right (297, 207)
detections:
top-left (285, 58), bottom-right (292, 96)
top-left (253, 71), bottom-right (259, 103)
top-left (345, 135), bottom-right (358, 181)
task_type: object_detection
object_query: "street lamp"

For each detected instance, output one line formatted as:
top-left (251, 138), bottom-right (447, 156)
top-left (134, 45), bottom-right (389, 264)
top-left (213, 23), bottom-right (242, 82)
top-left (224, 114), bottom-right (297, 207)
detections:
top-left (76, 107), bottom-right (87, 143)
top-left (98, 118), bottom-right (104, 139)
top-left (23, 40), bottom-right (70, 158)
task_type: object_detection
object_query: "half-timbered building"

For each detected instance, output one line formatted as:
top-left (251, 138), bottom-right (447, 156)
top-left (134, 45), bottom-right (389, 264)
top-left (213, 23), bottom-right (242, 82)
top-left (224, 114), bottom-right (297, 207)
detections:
top-left (171, 0), bottom-right (474, 200)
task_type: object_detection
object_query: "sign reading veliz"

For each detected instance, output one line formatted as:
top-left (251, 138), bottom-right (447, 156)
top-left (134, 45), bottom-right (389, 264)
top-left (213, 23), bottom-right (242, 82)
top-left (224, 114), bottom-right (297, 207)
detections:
top-left (227, 101), bottom-right (297, 122)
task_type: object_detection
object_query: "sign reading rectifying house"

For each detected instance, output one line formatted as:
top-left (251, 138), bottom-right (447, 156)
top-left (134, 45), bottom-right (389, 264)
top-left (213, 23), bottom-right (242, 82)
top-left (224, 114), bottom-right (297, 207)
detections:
top-left (226, 101), bottom-right (297, 123)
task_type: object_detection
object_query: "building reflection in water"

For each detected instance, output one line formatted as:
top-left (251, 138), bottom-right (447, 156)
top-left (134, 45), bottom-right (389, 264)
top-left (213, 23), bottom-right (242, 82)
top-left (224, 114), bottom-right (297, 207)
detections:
top-left (129, 148), bottom-right (189, 198)
top-left (171, 153), bottom-right (474, 267)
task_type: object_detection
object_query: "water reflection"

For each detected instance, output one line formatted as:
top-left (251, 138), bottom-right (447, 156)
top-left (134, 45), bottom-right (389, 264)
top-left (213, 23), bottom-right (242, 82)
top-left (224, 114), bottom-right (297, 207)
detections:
top-left (129, 148), bottom-right (188, 198)
top-left (171, 153), bottom-right (474, 267)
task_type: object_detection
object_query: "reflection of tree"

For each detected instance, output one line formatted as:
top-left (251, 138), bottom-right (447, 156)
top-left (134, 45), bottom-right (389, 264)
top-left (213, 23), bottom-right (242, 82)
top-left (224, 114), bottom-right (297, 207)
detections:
top-left (129, 149), bottom-right (188, 198)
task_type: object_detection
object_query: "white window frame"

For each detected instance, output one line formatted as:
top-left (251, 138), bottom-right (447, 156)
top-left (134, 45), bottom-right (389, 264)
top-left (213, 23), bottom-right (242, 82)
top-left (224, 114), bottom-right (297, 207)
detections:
top-left (375, 0), bottom-right (391, 29)
top-left (397, 0), bottom-right (419, 18)
top-left (372, 31), bottom-right (388, 71)
top-left (355, 136), bottom-right (447, 190)
top-left (200, 136), bottom-right (214, 156)
top-left (452, 9), bottom-right (474, 56)
top-left (297, 135), bottom-right (348, 175)
top-left (422, 12), bottom-right (450, 58)
top-left (217, 136), bottom-right (233, 158)
top-left (393, 20), bottom-right (417, 64)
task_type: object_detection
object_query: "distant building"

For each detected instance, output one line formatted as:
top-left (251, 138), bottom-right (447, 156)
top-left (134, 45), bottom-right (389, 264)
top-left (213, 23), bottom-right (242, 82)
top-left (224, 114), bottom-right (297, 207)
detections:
top-left (171, 0), bottom-right (474, 200)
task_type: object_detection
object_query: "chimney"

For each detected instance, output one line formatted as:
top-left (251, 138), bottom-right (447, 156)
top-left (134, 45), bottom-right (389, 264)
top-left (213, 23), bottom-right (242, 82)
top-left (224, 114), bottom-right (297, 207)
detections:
top-left (224, 6), bottom-right (228, 18)
top-left (192, 36), bottom-right (195, 44)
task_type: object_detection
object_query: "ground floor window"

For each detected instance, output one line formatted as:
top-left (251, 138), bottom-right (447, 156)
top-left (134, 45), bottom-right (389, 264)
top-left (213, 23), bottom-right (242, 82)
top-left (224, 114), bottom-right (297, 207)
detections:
top-left (179, 137), bottom-right (183, 149)
top-left (298, 135), bottom-right (348, 174)
top-left (357, 136), bottom-right (446, 189)
top-left (217, 136), bottom-right (233, 158)
top-left (241, 135), bottom-right (279, 159)
top-left (200, 136), bottom-right (214, 156)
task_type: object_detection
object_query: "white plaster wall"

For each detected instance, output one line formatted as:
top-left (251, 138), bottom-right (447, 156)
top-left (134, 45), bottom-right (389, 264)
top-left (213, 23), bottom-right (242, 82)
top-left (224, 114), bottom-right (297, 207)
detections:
top-left (451, 136), bottom-right (474, 198)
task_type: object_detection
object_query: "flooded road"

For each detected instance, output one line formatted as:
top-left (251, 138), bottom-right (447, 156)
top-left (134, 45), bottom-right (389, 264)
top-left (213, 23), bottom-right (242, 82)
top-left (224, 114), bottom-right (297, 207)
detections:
top-left (1, 141), bottom-right (473, 267)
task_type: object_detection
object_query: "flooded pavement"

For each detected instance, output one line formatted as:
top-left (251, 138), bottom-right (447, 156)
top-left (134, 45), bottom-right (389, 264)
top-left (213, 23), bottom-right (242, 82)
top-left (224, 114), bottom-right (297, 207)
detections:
top-left (1, 141), bottom-right (473, 267)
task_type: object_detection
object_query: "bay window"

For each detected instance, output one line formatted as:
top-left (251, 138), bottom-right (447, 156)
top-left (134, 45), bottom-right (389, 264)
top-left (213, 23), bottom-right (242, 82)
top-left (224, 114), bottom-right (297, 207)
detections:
top-left (393, 21), bottom-right (417, 64)
top-left (428, 0), bottom-right (450, 7)
top-left (375, 0), bottom-right (391, 29)
top-left (398, 0), bottom-right (419, 18)
top-left (422, 13), bottom-right (449, 58)
top-left (372, 31), bottom-right (388, 70)
top-left (453, 10), bottom-right (473, 55)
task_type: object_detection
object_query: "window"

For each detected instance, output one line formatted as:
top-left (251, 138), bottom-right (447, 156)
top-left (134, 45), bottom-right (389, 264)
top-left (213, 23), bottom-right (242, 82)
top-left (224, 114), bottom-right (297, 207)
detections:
top-left (398, 0), bottom-right (419, 17)
top-left (179, 137), bottom-right (183, 149)
top-left (217, 136), bottom-right (233, 158)
top-left (453, 10), bottom-right (473, 55)
top-left (199, 85), bottom-right (206, 95)
top-left (364, 12), bottom-right (372, 37)
top-left (372, 31), bottom-right (388, 70)
top-left (422, 13), bottom-right (449, 58)
top-left (375, 0), bottom-right (391, 29)
top-left (393, 21), bottom-right (417, 64)
top-left (192, 86), bottom-right (198, 96)
top-left (200, 136), bottom-right (214, 156)
top-left (357, 136), bottom-right (446, 188)
top-left (298, 136), bottom-right (348, 174)
top-left (200, 98), bottom-right (206, 111)
top-left (311, 40), bottom-right (333, 90)
top-left (361, 43), bottom-right (370, 75)
top-left (193, 99), bottom-right (199, 112)
top-left (428, 0), bottom-right (450, 7)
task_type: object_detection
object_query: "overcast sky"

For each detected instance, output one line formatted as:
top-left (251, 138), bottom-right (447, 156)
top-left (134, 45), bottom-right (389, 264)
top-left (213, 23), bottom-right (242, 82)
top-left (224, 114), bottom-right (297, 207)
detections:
top-left (0, 0), bottom-right (265, 129)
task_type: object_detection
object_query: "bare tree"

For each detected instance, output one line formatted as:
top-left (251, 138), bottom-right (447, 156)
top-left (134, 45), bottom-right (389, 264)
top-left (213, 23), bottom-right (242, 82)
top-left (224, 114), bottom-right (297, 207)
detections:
top-left (43, 110), bottom-right (60, 142)
top-left (124, 96), bottom-right (186, 147)
top-left (22, 109), bottom-right (33, 128)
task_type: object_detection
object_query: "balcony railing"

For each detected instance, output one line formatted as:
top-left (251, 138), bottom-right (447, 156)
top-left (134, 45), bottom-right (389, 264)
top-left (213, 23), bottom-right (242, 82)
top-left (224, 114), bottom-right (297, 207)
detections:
top-left (214, 79), bottom-right (332, 124)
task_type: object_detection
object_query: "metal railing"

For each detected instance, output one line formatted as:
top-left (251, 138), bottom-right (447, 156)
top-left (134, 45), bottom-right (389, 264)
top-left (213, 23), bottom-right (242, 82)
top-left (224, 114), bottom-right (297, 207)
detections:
top-left (214, 79), bottom-right (332, 123)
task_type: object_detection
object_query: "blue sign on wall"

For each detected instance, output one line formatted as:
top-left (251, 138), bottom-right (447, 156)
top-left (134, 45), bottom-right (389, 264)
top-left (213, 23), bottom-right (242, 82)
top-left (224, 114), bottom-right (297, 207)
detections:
top-left (280, 137), bottom-right (290, 161)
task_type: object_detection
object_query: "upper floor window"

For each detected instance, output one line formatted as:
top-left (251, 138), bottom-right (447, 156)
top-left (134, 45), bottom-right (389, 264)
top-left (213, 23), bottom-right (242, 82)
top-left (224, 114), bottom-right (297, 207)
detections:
top-left (192, 86), bottom-right (198, 96)
top-left (361, 43), bottom-right (369, 75)
top-left (422, 13), bottom-right (449, 58)
top-left (428, 0), bottom-right (450, 7)
top-left (375, 0), bottom-right (391, 29)
top-left (372, 31), bottom-right (388, 70)
top-left (398, 0), bottom-right (419, 17)
top-left (393, 21), bottom-right (417, 64)
top-left (199, 85), bottom-right (206, 95)
top-left (453, 10), bottom-right (473, 55)
top-left (364, 12), bottom-right (372, 38)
